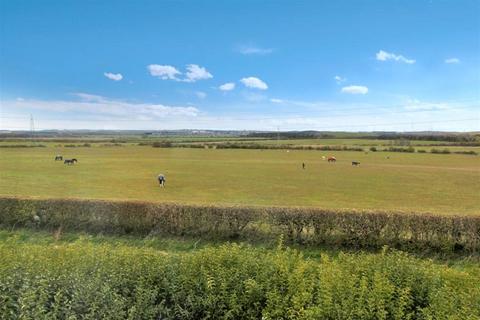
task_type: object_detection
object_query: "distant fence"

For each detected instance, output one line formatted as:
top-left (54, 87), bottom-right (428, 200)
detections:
top-left (0, 197), bottom-right (478, 254)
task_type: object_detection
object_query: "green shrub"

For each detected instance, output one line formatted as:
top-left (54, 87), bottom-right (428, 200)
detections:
top-left (431, 148), bottom-right (451, 154)
top-left (152, 141), bottom-right (172, 148)
top-left (453, 150), bottom-right (478, 155)
top-left (385, 146), bottom-right (415, 153)
top-left (0, 243), bottom-right (478, 319)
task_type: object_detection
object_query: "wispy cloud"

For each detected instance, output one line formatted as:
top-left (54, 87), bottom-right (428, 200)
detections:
top-left (240, 77), bottom-right (268, 90)
top-left (195, 91), bottom-right (207, 99)
top-left (4, 93), bottom-right (199, 120)
top-left (341, 85), bottom-right (369, 95)
top-left (445, 58), bottom-right (460, 64)
top-left (219, 82), bottom-right (235, 91)
top-left (236, 44), bottom-right (274, 55)
top-left (334, 75), bottom-right (346, 84)
top-left (403, 99), bottom-right (451, 110)
top-left (376, 50), bottom-right (415, 64)
top-left (242, 92), bottom-right (268, 102)
top-left (147, 64), bottom-right (181, 80)
top-left (269, 98), bottom-right (328, 108)
top-left (104, 72), bottom-right (123, 81)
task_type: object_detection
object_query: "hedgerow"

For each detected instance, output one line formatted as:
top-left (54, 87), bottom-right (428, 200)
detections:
top-left (0, 241), bottom-right (478, 319)
top-left (0, 197), bottom-right (479, 254)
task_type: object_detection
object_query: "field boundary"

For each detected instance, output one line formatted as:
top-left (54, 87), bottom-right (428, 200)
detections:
top-left (0, 197), bottom-right (479, 254)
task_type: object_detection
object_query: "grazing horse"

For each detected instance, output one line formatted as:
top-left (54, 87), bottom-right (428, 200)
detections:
top-left (64, 159), bottom-right (78, 165)
top-left (157, 174), bottom-right (166, 187)
top-left (352, 161), bottom-right (360, 166)
top-left (55, 155), bottom-right (63, 161)
top-left (327, 156), bottom-right (336, 163)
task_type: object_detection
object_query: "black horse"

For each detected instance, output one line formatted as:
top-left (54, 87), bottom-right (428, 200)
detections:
top-left (55, 155), bottom-right (63, 161)
top-left (352, 161), bottom-right (360, 166)
top-left (64, 158), bottom-right (78, 165)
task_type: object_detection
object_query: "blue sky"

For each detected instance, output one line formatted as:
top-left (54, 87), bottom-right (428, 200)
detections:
top-left (1, 0), bottom-right (479, 131)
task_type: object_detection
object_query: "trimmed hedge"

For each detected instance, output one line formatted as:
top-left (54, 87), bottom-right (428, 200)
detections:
top-left (1, 197), bottom-right (479, 254)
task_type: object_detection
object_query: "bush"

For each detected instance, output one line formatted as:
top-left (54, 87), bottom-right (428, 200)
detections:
top-left (152, 141), bottom-right (173, 148)
top-left (369, 146), bottom-right (377, 152)
top-left (0, 197), bottom-right (478, 254)
top-left (0, 242), bottom-right (478, 319)
top-left (417, 149), bottom-right (427, 153)
top-left (384, 146), bottom-right (415, 153)
top-left (453, 150), bottom-right (478, 155)
top-left (431, 148), bottom-right (451, 154)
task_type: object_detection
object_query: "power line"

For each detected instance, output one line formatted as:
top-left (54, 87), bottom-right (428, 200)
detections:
top-left (29, 114), bottom-right (34, 135)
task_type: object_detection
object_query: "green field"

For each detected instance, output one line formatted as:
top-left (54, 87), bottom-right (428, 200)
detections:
top-left (0, 146), bottom-right (479, 215)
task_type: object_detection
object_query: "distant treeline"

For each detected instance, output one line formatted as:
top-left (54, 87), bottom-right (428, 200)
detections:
top-left (373, 133), bottom-right (480, 143)
top-left (143, 141), bottom-right (478, 155)
top-left (0, 144), bottom-right (47, 148)
top-left (1, 197), bottom-right (479, 254)
top-left (246, 131), bottom-right (338, 139)
top-left (246, 131), bottom-right (480, 143)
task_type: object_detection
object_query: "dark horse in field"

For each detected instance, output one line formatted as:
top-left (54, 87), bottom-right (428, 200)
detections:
top-left (64, 158), bottom-right (78, 165)
top-left (157, 174), bottom-right (166, 187)
top-left (55, 155), bottom-right (63, 161)
top-left (352, 161), bottom-right (360, 166)
top-left (327, 156), bottom-right (336, 163)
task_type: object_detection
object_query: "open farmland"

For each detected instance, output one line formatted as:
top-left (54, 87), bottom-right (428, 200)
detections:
top-left (0, 145), bottom-right (479, 215)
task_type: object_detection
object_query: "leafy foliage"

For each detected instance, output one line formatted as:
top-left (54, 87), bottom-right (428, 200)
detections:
top-left (0, 241), bottom-right (478, 319)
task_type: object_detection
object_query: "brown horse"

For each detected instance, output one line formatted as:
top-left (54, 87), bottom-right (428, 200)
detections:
top-left (327, 156), bottom-right (336, 162)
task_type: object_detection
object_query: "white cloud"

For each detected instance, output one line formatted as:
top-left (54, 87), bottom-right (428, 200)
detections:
top-left (376, 50), bottom-right (415, 64)
top-left (147, 64), bottom-right (181, 80)
top-left (334, 75), bottom-right (346, 84)
top-left (219, 82), bottom-right (235, 91)
top-left (270, 98), bottom-right (284, 103)
top-left (341, 85), bottom-right (369, 95)
top-left (104, 72), bottom-right (123, 81)
top-left (184, 64), bottom-right (213, 82)
top-left (147, 64), bottom-right (213, 82)
top-left (237, 45), bottom-right (274, 55)
top-left (195, 91), bottom-right (207, 99)
top-left (445, 58), bottom-right (460, 64)
top-left (240, 77), bottom-right (268, 90)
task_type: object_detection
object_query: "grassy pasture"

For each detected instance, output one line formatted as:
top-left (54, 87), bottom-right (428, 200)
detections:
top-left (0, 146), bottom-right (478, 215)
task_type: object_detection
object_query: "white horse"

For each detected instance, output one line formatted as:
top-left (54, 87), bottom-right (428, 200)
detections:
top-left (157, 174), bottom-right (166, 187)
